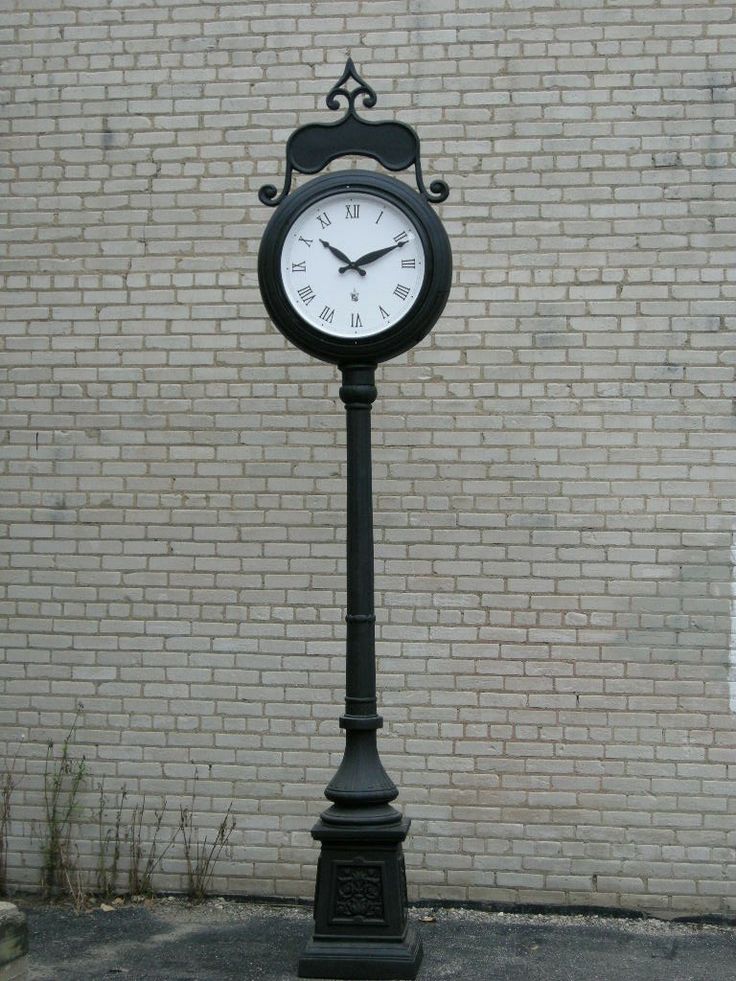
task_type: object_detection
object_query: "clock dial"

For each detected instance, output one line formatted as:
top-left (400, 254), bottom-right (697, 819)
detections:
top-left (280, 191), bottom-right (425, 339)
top-left (259, 170), bottom-right (452, 365)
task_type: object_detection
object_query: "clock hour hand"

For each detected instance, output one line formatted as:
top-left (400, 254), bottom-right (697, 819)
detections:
top-left (343, 240), bottom-right (407, 273)
top-left (319, 239), bottom-right (366, 276)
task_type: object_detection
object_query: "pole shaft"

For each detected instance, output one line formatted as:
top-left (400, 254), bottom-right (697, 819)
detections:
top-left (341, 364), bottom-right (378, 717)
top-left (322, 363), bottom-right (399, 819)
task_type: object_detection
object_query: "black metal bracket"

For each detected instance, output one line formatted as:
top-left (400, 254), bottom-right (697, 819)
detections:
top-left (258, 58), bottom-right (450, 208)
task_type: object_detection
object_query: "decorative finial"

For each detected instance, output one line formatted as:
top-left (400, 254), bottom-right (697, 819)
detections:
top-left (258, 59), bottom-right (450, 208)
top-left (326, 57), bottom-right (378, 115)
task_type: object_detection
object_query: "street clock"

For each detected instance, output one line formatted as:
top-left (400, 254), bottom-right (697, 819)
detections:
top-left (257, 58), bottom-right (452, 981)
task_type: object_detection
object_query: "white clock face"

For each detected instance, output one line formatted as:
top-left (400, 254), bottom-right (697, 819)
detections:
top-left (280, 190), bottom-right (426, 339)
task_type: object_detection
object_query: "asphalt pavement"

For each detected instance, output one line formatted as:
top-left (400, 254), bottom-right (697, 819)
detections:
top-left (21, 897), bottom-right (736, 981)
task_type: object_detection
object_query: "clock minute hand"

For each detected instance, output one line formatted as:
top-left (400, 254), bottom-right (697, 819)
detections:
top-left (345, 240), bottom-right (407, 272)
top-left (320, 239), bottom-right (366, 276)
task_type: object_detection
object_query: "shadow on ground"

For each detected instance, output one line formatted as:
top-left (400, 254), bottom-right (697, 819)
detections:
top-left (22, 897), bottom-right (736, 981)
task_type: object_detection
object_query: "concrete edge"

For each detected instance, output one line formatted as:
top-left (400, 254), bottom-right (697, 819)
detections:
top-left (0, 902), bottom-right (28, 966)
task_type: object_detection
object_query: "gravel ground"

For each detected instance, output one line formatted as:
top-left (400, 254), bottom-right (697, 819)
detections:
top-left (21, 896), bottom-right (736, 981)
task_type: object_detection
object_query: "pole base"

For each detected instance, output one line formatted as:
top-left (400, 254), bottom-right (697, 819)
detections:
top-left (297, 816), bottom-right (422, 980)
top-left (298, 926), bottom-right (423, 979)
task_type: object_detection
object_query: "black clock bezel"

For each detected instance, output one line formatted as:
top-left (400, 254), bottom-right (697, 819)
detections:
top-left (257, 170), bottom-right (452, 366)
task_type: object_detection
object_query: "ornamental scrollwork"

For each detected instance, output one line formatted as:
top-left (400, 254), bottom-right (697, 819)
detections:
top-left (334, 864), bottom-right (384, 920)
top-left (258, 58), bottom-right (450, 207)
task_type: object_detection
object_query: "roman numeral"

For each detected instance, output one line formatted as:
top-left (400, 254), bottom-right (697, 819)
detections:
top-left (316, 212), bottom-right (331, 229)
top-left (297, 284), bottom-right (316, 305)
top-left (351, 312), bottom-right (363, 329)
top-left (379, 305), bottom-right (389, 320)
top-left (401, 258), bottom-right (416, 268)
top-left (393, 231), bottom-right (408, 244)
top-left (345, 203), bottom-right (360, 219)
top-left (298, 236), bottom-right (313, 248)
top-left (291, 261), bottom-right (306, 272)
top-left (375, 210), bottom-right (384, 224)
top-left (393, 283), bottom-right (410, 301)
top-left (319, 305), bottom-right (335, 324)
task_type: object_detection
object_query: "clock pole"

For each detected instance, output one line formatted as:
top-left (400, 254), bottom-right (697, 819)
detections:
top-left (258, 59), bottom-right (451, 981)
top-left (298, 363), bottom-right (422, 979)
top-left (329, 364), bottom-right (397, 824)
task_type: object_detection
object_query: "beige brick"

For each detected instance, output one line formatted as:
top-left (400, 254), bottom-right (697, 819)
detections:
top-left (1, 0), bottom-right (735, 919)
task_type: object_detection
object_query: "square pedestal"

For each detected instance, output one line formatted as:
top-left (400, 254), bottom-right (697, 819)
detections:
top-left (298, 817), bottom-right (423, 980)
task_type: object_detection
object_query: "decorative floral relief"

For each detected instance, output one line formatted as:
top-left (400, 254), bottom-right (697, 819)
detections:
top-left (334, 864), bottom-right (384, 919)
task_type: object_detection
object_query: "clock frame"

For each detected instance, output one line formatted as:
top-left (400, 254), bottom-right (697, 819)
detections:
top-left (258, 170), bottom-right (452, 366)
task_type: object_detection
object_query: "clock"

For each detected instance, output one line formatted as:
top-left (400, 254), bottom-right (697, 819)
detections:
top-left (258, 170), bottom-right (452, 365)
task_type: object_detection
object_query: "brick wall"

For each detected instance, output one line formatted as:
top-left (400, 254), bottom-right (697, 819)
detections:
top-left (1, 0), bottom-right (735, 916)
